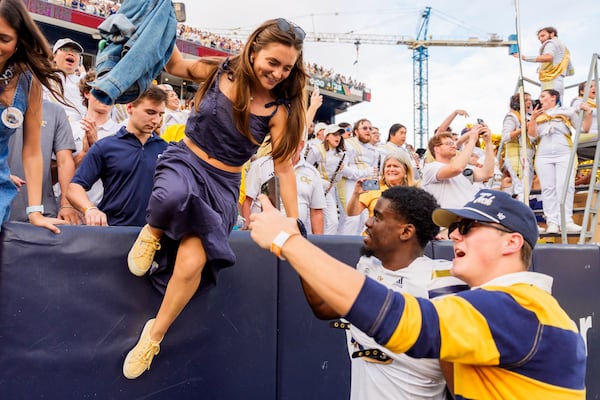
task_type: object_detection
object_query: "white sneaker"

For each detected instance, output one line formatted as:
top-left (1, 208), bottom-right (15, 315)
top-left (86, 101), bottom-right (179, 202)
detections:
top-left (546, 223), bottom-right (559, 234)
top-left (564, 222), bottom-right (582, 233)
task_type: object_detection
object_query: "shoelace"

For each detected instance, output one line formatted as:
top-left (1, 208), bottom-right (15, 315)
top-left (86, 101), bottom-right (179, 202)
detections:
top-left (136, 237), bottom-right (161, 256)
top-left (135, 340), bottom-right (160, 370)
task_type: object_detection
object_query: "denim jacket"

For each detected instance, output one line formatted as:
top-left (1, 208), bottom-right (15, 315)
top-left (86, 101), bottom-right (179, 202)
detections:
top-left (91, 0), bottom-right (177, 105)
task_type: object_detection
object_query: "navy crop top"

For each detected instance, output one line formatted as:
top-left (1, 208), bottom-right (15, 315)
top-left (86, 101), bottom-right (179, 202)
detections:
top-left (185, 59), bottom-right (288, 166)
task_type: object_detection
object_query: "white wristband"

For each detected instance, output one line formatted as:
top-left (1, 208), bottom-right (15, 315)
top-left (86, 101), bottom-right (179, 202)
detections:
top-left (270, 230), bottom-right (300, 260)
top-left (524, 56), bottom-right (537, 62)
top-left (26, 205), bottom-right (44, 215)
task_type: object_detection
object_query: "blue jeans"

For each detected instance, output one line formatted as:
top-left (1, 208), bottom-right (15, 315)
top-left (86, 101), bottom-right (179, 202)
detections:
top-left (91, 0), bottom-right (177, 105)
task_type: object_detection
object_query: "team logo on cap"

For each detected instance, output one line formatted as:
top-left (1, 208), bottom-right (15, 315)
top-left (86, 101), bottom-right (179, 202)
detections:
top-left (472, 192), bottom-right (495, 206)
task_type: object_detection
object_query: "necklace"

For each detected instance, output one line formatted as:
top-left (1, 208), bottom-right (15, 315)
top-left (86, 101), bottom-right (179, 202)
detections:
top-left (0, 64), bottom-right (15, 94)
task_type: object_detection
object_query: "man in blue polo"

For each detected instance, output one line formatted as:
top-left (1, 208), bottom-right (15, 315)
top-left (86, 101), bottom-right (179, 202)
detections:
top-left (67, 86), bottom-right (167, 226)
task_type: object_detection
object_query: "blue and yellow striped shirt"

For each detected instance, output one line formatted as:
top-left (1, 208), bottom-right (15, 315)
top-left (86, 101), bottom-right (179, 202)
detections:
top-left (346, 272), bottom-right (586, 399)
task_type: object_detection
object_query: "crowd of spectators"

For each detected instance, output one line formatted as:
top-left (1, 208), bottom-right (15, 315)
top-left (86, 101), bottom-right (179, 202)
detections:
top-left (305, 62), bottom-right (367, 90)
top-left (46, 0), bottom-right (120, 17)
top-left (175, 27), bottom-right (367, 90)
top-left (46, 0), bottom-right (368, 92)
top-left (176, 24), bottom-right (244, 54)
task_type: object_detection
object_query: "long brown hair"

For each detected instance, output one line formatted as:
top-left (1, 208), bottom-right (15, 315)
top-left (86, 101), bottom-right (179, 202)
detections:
top-left (194, 18), bottom-right (307, 162)
top-left (0, 0), bottom-right (65, 103)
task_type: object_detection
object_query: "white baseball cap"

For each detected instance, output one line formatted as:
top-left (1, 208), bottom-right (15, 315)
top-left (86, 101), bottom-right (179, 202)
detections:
top-left (313, 122), bottom-right (327, 134)
top-left (324, 124), bottom-right (345, 136)
top-left (158, 84), bottom-right (175, 92)
top-left (53, 38), bottom-right (84, 54)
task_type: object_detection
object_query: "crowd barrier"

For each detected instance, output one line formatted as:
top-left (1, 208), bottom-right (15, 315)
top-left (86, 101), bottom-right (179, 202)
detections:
top-left (0, 222), bottom-right (597, 399)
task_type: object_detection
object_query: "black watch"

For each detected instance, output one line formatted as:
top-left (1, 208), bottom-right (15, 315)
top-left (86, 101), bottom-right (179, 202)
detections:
top-left (296, 218), bottom-right (308, 238)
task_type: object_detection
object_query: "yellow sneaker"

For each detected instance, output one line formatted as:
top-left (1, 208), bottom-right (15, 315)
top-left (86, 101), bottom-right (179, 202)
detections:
top-left (123, 319), bottom-right (161, 379)
top-left (127, 225), bottom-right (161, 276)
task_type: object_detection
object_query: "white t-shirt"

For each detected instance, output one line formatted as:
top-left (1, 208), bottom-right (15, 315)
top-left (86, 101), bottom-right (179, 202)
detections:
top-left (571, 97), bottom-right (597, 134)
top-left (422, 161), bottom-right (478, 209)
top-left (70, 117), bottom-right (121, 205)
top-left (294, 159), bottom-right (327, 230)
top-left (44, 73), bottom-right (86, 122)
top-left (245, 156), bottom-right (327, 233)
top-left (244, 156), bottom-right (275, 216)
top-left (348, 256), bottom-right (464, 400)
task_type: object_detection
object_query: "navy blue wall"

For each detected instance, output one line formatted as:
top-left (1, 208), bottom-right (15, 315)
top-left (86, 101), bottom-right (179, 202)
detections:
top-left (0, 222), bottom-right (597, 399)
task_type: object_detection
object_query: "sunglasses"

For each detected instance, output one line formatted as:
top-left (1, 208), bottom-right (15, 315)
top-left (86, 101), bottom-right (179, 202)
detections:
top-left (58, 46), bottom-right (81, 54)
top-left (276, 18), bottom-right (306, 41)
top-left (448, 219), bottom-right (513, 236)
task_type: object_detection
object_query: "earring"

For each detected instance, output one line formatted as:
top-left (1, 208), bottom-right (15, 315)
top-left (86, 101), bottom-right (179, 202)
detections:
top-left (250, 56), bottom-right (254, 64)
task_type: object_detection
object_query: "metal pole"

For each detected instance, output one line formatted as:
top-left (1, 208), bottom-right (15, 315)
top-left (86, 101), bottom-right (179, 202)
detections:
top-left (513, 0), bottom-right (530, 204)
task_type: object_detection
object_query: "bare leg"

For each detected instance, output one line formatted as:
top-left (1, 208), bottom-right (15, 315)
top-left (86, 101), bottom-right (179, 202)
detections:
top-left (149, 234), bottom-right (207, 341)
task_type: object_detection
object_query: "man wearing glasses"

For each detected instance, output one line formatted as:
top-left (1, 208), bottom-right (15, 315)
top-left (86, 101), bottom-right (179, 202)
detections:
top-left (249, 189), bottom-right (586, 399)
top-left (338, 118), bottom-right (379, 235)
top-left (422, 126), bottom-right (494, 211)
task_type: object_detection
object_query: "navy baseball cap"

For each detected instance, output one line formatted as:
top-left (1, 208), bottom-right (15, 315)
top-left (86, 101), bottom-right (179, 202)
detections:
top-left (432, 189), bottom-right (539, 248)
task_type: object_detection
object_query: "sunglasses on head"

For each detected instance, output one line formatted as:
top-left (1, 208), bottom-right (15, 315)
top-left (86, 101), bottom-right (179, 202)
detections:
top-left (448, 219), bottom-right (513, 236)
top-left (276, 18), bottom-right (306, 41)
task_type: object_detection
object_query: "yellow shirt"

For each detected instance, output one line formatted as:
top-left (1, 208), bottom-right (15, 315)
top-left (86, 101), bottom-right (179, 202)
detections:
top-left (161, 124), bottom-right (185, 143)
top-left (358, 184), bottom-right (389, 217)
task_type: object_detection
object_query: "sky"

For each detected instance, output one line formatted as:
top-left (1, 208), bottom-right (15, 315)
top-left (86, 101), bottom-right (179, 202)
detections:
top-left (179, 0), bottom-right (600, 148)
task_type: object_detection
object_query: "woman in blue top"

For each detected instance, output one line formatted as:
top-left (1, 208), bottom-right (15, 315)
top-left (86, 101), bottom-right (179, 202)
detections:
top-left (0, 0), bottom-right (69, 232)
top-left (123, 18), bottom-right (307, 379)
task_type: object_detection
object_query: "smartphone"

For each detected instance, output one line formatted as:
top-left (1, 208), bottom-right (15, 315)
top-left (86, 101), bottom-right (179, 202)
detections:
top-left (532, 99), bottom-right (542, 110)
top-left (261, 176), bottom-right (281, 210)
top-left (476, 118), bottom-right (484, 125)
top-left (361, 179), bottom-right (380, 191)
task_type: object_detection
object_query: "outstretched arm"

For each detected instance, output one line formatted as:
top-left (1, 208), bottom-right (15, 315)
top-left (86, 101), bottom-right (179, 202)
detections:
top-left (305, 87), bottom-right (323, 126)
top-left (436, 109), bottom-right (469, 134)
top-left (165, 46), bottom-right (218, 81)
top-left (22, 78), bottom-right (65, 233)
top-left (250, 195), bottom-right (365, 315)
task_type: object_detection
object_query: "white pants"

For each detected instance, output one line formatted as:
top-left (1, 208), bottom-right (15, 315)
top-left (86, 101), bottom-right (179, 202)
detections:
top-left (505, 153), bottom-right (534, 201)
top-left (337, 179), bottom-right (367, 235)
top-left (323, 188), bottom-right (339, 235)
top-left (535, 146), bottom-right (575, 225)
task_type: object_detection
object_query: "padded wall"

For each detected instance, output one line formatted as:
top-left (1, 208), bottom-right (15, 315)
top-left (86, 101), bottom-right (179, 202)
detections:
top-left (277, 235), bottom-right (363, 400)
top-left (0, 223), bottom-right (598, 398)
top-left (0, 223), bottom-right (278, 399)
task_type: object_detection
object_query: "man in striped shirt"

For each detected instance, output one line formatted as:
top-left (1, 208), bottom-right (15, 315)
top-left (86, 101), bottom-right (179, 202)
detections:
top-left (250, 188), bottom-right (586, 399)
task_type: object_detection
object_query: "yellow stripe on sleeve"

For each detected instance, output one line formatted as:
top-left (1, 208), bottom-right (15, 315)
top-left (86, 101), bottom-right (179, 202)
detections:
top-left (383, 294), bottom-right (423, 353)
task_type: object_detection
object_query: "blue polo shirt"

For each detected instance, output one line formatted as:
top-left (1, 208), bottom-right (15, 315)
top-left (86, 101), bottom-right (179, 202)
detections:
top-left (72, 127), bottom-right (167, 226)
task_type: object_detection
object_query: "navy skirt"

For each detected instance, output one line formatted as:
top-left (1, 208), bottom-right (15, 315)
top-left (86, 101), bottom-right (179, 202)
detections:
top-left (146, 140), bottom-right (241, 294)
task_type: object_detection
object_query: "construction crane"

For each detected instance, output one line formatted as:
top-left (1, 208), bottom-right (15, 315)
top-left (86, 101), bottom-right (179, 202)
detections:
top-left (209, 7), bottom-right (516, 146)
top-left (413, 7), bottom-right (432, 148)
top-left (305, 11), bottom-right (515, 147)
